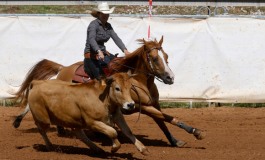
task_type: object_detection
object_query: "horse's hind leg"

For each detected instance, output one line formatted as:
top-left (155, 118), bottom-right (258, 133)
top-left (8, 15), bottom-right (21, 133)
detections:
top-left (72, 129), bottom-right (105, 154)
top-left (13, 105), bottom-right (30, 128)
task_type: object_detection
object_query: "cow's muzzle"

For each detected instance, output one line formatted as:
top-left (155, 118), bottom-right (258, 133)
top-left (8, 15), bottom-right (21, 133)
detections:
top-left (123, 102), bottom-right (135, 111)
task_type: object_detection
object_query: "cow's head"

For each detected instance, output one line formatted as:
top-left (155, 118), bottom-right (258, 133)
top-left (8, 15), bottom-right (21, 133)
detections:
top-left (106, 72), bottom-right (135, 111)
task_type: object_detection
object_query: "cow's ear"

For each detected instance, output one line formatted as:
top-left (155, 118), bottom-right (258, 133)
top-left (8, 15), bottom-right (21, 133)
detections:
top-left (127, 70), bottom-right (137, 78)
top-left (105, 76), bottom-right (114, 85)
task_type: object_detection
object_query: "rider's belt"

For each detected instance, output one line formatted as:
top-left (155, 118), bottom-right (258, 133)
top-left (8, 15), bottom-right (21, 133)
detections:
top-left (84, 52), bottom-right (98, 59)
top-left (84, 52), bottom-right (91, 59)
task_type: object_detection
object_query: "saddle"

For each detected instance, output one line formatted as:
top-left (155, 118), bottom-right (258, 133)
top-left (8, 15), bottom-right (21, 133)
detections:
top-left (72, 64), bottom-right (110, 83)
top-left (72, 56), bottom-right (122, 83)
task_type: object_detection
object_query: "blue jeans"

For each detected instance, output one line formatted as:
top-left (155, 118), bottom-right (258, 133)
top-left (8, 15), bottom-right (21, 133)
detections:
top-left (83, 53), bottom-right (115, 80)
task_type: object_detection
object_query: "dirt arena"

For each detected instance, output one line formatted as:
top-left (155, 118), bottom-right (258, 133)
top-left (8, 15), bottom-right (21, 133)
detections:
top-left (1, 106), bottom-right (265, 160)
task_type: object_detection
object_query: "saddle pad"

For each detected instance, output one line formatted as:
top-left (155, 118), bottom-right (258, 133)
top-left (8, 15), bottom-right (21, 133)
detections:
top-left (75, 64), bottom-right (88, 77)
top-left (72, 64), bottom-right (91, 83)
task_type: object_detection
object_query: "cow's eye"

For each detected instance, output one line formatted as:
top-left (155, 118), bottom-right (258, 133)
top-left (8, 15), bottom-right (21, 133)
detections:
top-left (115, 87), bottom-right (121, 91)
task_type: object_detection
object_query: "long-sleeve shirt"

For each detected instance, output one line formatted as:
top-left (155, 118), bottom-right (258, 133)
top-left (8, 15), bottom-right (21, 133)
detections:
top-left (84, 19), bottom-right (126, 55)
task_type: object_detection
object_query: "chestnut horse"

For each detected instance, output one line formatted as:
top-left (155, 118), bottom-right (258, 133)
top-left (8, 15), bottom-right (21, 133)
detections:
top-left (13, 36), bottom-right (205, 147)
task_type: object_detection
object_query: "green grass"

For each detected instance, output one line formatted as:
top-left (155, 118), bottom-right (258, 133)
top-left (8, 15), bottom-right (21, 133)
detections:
top-left (0, 5), bottom-right (265, 15)
top-left (159, 102), bottom-right (265, 108)
top-left (0, 5), bottom-right (94, 14)
top-left (0, 98), bottom-right (20, 107)
top-left (1, 98), bottom-right (264, 108)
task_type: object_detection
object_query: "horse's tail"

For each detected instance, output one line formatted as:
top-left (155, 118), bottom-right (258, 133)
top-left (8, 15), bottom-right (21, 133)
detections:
top-left (13, 59), bottom-right (64, 107)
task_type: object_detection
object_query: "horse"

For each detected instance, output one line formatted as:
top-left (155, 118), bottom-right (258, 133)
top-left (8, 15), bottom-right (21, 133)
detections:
top-left (13, 36), bottom-right (205, 147)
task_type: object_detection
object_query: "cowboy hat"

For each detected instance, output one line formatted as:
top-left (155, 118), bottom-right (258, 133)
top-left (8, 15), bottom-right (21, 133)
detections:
top-left (93, 2), bottom-right (115, 14)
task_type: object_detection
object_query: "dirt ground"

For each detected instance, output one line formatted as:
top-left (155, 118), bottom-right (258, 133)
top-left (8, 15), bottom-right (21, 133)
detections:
top-left (1, 106), bottom-right (265, 160)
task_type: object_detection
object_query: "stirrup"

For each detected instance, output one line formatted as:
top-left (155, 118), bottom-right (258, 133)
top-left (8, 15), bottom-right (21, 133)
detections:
top-left (82, 77), bottom-right (91, 83)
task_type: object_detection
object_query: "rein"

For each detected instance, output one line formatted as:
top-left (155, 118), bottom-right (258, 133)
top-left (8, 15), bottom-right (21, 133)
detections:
top-left (111, 46), bottom-right (164, 82)
top-left (131, 84), bottom-right (142, 122)
top-left (109, 46), bottom-right (164, 121)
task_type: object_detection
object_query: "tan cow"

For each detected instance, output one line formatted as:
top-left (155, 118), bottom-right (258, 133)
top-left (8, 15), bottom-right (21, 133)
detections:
top-left (26, 73), bottom-right (148, 155)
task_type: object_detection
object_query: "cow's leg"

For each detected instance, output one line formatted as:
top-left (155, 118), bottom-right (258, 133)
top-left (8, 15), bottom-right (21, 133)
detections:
top-left (141, 105), bottom-right (206, 142)
top-left (91, 121), bottom-right (121, 153)
top-left (72, 129), bottom-right (104, 153)
top-left (113, 109), bottom-right (149, 155)
top-left (13, 105), bottom-right (30, 128)
top-left (35, 122), bottom-right (54, 151)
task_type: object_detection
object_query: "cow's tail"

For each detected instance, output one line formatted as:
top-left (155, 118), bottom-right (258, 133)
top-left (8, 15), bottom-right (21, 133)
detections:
top-left (12, 59), bottom-right (64, 128)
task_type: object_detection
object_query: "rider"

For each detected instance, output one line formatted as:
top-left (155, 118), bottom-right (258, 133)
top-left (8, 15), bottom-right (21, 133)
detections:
top-left (84, 2), bottom-right (131, 81)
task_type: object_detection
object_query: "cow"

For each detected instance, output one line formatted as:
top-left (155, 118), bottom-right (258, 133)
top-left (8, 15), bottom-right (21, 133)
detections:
top-left (25, 72), bottom-right (148, 155)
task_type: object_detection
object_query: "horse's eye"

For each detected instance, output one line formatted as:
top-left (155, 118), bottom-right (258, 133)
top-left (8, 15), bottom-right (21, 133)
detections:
top-left (153, 57), bottom-right (158, 62)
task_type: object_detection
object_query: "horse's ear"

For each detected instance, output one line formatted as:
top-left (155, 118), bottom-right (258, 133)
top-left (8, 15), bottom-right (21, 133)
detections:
top-left (105, 76), bottom-right (114, 85)
top-left (142, 38), bottom-right (146, 44)
top-left (159, 36), bottom-right (164, 46)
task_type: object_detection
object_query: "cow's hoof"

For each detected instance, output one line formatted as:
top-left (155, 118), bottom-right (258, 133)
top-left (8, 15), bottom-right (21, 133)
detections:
top-left (111, 144), bottom-right (121, 153)
top-left (141, 148), bottom-right (150, 155)
top-left (193, 128), bottom-right (206, 140)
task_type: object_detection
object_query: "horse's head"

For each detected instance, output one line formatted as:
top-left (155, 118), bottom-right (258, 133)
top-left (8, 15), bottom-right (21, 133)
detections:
top-left (108, 36), bottom-right (175, 84)
top-left (142, 36), bottom-right (175, 84)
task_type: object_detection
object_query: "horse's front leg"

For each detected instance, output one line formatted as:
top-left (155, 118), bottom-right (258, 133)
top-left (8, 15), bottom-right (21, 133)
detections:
top-left (141, 105), bottom-right (206, 144)
top-left (112, 109), bottom-right (149, 155)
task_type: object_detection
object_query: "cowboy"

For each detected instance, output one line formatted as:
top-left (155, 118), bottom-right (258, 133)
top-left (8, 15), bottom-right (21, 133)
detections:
top-left (84, 2), bottom-right (131, 81)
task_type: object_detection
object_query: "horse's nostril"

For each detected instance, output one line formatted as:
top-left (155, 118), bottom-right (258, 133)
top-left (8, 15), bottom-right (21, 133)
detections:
top-left (166, 76), bottom-right (171, 80)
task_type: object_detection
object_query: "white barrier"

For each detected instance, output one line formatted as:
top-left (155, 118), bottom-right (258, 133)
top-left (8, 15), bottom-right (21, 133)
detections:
top-left (1, 16), bottom-right (265, 102)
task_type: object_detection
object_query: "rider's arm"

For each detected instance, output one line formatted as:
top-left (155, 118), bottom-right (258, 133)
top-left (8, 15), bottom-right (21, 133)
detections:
top-left (87, 20), bottom-right (101, 53)
top-left (109, 25), bottom-right (128, 54)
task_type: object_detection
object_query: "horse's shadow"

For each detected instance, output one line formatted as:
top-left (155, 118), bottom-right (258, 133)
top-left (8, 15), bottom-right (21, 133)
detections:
top-left (33, 144), bottom-right (142, 160)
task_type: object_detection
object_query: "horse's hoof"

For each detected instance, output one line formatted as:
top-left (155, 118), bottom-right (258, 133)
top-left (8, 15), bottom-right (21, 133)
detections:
top-left (13, 120), bottom-right (20, 128)
top-left (193, 128), bottom-right (206, 140)
top-left (176, 140), bottom-right (187, 147)
top-left (13, 116), bottom-right (23, 128)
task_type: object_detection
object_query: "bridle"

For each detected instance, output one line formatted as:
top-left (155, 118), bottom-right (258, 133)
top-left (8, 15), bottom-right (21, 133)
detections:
top-left (145, 46), bottom-right (164, 82)
top-left (110, 45), bottom-right (165, 82)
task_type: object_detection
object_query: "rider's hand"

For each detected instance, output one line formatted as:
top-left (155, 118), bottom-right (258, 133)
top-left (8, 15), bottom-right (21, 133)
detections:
top-left (97, 50), bottom-right (104, 60)
top-left (124, 49), bottom-right (131, 56)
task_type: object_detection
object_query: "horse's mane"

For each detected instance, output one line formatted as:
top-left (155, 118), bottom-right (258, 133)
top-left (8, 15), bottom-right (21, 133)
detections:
top-left (109, 39), bottom-right (158, 74)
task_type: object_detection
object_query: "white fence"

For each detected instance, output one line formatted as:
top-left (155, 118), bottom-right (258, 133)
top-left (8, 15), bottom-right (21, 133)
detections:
top-left (1, 15), bottom-right (265, 103)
